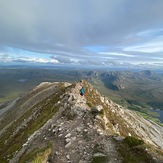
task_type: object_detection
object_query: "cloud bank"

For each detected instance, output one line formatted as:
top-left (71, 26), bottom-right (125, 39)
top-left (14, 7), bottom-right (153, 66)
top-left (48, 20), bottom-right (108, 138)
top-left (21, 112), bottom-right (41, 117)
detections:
top-left (0, 0), bottom-right (163, 68)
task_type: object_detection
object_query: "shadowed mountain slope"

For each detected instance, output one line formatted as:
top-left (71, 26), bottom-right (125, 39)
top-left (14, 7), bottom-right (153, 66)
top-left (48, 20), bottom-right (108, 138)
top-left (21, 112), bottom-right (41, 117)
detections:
top-left (0, 80), bottom-right (163, 163)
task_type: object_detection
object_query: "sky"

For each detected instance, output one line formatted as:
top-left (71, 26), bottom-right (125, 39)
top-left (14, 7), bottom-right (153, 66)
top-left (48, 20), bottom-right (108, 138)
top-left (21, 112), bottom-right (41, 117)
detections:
top-left (1, 0), bottom-right (163, 68)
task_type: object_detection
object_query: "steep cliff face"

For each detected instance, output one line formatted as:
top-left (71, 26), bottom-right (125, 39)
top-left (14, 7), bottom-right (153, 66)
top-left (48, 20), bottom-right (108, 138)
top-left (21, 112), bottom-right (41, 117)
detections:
top-left (0, 81), bottom-right (163, 163)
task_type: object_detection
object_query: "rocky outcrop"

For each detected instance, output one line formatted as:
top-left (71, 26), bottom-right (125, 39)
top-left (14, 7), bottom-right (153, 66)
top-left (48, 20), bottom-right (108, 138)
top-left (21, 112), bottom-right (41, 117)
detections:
top-left (91, 105), bottom-right (103, 113)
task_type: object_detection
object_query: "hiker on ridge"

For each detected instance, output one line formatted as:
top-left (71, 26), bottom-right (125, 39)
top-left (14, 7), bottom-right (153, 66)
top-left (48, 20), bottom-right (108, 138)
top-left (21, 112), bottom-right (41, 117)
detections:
top-left (80, 86), bottom-right (85, 96)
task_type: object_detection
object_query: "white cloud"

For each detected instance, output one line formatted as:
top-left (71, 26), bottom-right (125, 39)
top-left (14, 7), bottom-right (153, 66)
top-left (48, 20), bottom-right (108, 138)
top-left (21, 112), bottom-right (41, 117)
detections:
top-left (24, 58), bottom-right (59, 64)
top-left (0, 54), bottom-right (11, 62)
top-left (98, 52), bottom-right (134, 57)
top-left (124, 35), bottom-right (163, 53)
top-left (0, 54), bottom-right (59, 64)
top-left (124, 42), bottom-right (163, 53)
top-left (150, 57), bottom-right (163, 60)
top-left (137, 28), bottom-right (163, 37)
top-left (19, 57), bottom-right (59, 64)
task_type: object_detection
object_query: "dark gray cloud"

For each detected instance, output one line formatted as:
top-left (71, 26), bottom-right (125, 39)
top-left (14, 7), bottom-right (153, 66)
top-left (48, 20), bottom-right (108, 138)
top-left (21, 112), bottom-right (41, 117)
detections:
top-left (1, 0), bottom-right (163, 67)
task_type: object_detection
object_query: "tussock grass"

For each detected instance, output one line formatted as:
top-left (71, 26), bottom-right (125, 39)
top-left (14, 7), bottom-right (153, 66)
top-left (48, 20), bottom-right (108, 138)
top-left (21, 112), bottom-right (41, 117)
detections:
top-left (18, 143), bottom-right (52, 163)
top-left (32, 148), bottom-right (51, 163)
top-left (118, 136), bottom-right (156, 163)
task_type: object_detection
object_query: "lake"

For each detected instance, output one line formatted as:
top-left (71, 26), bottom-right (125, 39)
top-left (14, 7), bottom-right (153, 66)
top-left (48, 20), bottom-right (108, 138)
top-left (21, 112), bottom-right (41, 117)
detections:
top-left (156, 110), bottom-right (163, 123)
top-left (152, 110), bottom-right (163, 123)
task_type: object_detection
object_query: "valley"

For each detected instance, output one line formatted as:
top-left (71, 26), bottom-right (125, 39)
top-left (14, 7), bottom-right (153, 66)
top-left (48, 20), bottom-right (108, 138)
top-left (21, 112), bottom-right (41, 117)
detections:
top-left (0, 67), bottom-right (163, 124)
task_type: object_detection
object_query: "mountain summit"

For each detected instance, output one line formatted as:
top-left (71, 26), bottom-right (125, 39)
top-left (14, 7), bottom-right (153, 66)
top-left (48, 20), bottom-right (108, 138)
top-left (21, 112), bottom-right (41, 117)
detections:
top-left (0, 81), bottom-right (163, 163)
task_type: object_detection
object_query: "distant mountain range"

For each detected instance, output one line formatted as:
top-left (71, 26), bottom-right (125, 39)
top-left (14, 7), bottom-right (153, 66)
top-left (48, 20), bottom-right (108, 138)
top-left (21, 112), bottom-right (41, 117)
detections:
top-left (0, 68), bottom-right (163, 123)
top-left (84, 70), bottom-right (163, 124)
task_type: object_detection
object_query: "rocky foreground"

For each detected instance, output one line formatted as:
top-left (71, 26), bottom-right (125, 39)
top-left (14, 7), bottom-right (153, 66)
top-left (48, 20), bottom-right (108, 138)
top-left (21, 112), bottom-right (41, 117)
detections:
top-left (0, 81), bottom-right (163, 163)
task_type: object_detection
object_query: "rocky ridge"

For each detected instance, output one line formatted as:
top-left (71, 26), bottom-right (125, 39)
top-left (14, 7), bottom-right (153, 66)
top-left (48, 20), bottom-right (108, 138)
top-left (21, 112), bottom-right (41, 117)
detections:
top-left (0, 81), bottom-right (163, 163)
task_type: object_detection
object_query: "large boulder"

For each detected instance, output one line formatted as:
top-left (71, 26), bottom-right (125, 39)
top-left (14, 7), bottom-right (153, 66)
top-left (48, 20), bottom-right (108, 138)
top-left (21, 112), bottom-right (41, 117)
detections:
top-left (91, 105), bottom-right (103, 114)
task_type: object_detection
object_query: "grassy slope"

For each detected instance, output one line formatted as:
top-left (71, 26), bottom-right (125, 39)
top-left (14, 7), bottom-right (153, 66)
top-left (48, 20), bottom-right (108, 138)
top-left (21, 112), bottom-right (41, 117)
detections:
top-left (0, 83), bottom-right (68, 163)
top-left (83, 80), bottom-right (163, 162)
